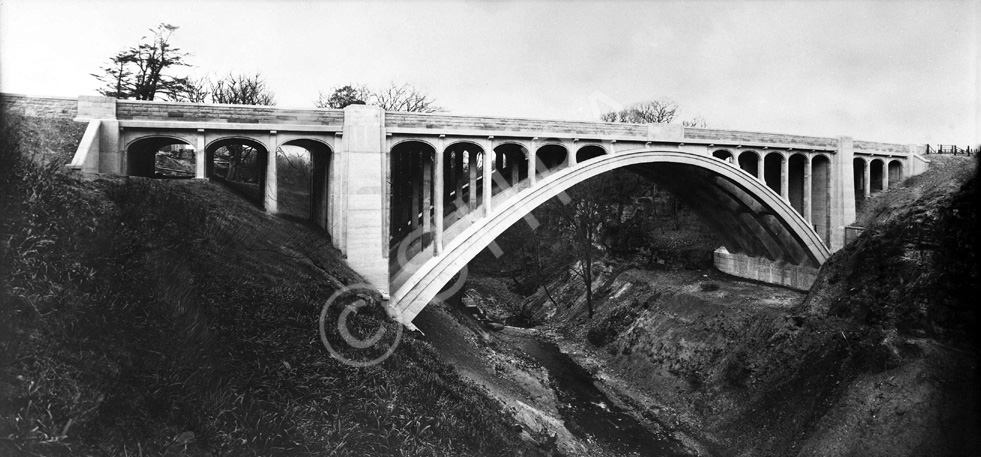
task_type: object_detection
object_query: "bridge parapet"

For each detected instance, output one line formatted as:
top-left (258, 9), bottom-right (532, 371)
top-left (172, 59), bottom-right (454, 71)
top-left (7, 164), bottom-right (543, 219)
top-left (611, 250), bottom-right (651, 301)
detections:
top-left (116, 100), bottom-right (344, 125)
top-left (0, 93), bottom-right (78, 120)
top-left (854, 140), bottom-right (922, 157)
top-left (386, 112), bottom-right (651, 138)
top-left (684, 128), bottom-right (838, 150)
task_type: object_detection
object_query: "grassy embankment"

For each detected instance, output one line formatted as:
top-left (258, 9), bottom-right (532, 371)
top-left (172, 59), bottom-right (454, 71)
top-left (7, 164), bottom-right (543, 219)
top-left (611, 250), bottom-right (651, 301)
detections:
top-left (0, 114), bottom-right (541, 456)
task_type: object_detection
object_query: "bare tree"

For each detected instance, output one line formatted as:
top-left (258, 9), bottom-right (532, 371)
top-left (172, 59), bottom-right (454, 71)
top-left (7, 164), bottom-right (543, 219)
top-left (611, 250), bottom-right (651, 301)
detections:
top-left (315, 84), bottom-right (371, 109)
top-left (173, 76), bottom-right (211, 103)
top-left (315, 82), bottom-right (441, 113)
top-left (601, 98), bottom-right (679, 124)
top-left (373, 83), bottom-right (441, 113)
top-left (92, 23), bottom-right (191, 101)
top-left (210, 73), bottom-right (275, 106)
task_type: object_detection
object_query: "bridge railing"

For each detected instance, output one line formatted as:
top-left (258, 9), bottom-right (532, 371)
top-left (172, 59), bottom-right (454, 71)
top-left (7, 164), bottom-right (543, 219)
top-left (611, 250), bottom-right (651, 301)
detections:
top-left (924, 144), bottom-right (976, 156)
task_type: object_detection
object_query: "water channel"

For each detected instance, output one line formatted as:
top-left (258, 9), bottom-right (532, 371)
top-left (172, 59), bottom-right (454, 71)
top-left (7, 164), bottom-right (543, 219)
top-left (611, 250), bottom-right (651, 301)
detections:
top-left (511, 336), bottom-right (682, 457)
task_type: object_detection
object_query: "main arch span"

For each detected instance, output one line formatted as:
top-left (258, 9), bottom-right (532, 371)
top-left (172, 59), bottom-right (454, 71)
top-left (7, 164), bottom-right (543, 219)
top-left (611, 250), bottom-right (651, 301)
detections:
top-left (389, 148), bottom-right (830, 327)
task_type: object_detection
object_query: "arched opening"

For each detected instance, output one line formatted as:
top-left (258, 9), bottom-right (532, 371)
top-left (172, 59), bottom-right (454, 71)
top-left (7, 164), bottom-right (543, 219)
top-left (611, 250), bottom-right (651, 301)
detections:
top-left (207, 137), bottom-right (268, 203)
top-left (888, 160), bottom-right (903, 187)
top-left (126, 137), bottom-right (196, 179)
top-left (763, 153), bottom-right (783, 194)
top-left (870, 159), bottom-right (884, 193)
top-left (853, 157), bottom-right (867, 209)
top-left (852, 157), bottom-right (867, 196)
top-left (576, 145), bottom-right (606, 165)
top-left (391, 149), bottom-right (832, 326)
top-left (811, 155), bottom-right (831, 244)
top-left (787, 154), bottom-right (807, 217)
top-left (391, 141), bottom-right (437, 257)
top-left (492, 143), bottom-right (529, 196)
top-left (444, 142), bottom-right (485, 215)
top-left (712, 149), bottom-right (734, 163)
top-left (738, 150), bottom-right (760, 178)
top-left (277, 139), bottom-right (333, 230)
top-left (535, 144), bottom-right (568, 179)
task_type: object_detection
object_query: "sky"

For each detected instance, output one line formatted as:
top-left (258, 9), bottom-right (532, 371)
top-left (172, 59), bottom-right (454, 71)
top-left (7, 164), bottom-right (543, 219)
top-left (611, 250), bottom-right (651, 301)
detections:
top-left (1, 0), bottom-right (978, 146)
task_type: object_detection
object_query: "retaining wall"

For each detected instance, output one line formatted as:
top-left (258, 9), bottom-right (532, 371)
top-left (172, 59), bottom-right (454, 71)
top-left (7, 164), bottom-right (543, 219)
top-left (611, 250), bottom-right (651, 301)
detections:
top-left (714, 247), bottom-right (818, 291)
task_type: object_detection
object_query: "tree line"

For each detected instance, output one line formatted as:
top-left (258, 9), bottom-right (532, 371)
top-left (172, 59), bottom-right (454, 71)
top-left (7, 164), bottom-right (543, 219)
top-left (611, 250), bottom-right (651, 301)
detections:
top-left (91, 23), bottom-right (441, 112)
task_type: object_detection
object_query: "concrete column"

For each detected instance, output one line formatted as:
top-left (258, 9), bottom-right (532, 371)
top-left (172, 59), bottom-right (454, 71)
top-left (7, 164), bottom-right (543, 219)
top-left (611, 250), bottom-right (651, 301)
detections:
top-left (329, 132), bottom-right (344, 250)
top-left (483, 139), bottom-right (494, 216)
top-left (468, 150), bottom-right (478, 211)
top-left (830, 136), bottom-right (857, 251)
top-left (195, 129), bottom-right (206, 179)
top-left (99, 120), bottom-right (121, 174)
top-left (863, 158), bottom-right (871, 200)
top-left (434, 137), bottom-right (445, 256)
top-left (264, 131), bottom-right (278, 214)
top-left (568, 140), bottom-right (578, 167)
top-left (338, 104), bottom-right (389, 296)
top-left (510, 155), bottom-right (519, 186)
top-left (529, 138), bottom-right (538, 186)
top-left (455, 151), bottom-right (464, 203)
top-left (803, 155), bottom-right (813, 224)
top-left (780, 153), bottom-right (789, 200)
top-left (757, 154), bottom-right (765, 181)
top-left (410, 159), bottom-right (420, 232)
top-left (422, 158), bottom-right (432, 242)
top-left (881, 161), bottom-right (889, 191)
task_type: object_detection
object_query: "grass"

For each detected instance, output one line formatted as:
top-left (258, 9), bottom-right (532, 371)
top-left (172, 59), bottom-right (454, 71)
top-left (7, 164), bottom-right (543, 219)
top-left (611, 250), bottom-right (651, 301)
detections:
top-left (0, 114), bottom-right (540, 456)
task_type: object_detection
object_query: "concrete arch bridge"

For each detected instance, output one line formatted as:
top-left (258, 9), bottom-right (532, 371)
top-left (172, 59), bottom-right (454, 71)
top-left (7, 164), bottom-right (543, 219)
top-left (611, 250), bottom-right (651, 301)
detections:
top-left (61, 95), bottom-right (928, 329)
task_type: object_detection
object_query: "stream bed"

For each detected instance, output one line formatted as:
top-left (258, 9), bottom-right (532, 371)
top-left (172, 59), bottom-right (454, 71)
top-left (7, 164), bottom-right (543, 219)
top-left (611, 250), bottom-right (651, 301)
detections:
top-left (512, 336), bottom-right (682, 457)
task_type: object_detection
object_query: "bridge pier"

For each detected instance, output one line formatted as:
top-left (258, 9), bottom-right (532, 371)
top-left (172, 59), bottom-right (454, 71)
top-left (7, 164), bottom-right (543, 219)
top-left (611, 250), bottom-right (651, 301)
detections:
top-left (780, 154), bottom-right (789, 200)
top-left (337, 104), bottom-right (390, 296)
top-left (195, 129), bottom-right (206, 179)
top-left (803, 156), bottom-right (813, 224)
top-left (829, 137), bottom-right (857, 252)
top-left (264, 131), bottom-right (278, 213)
top-left (863, 158), bottom-right (872, 200)
top-left (482, 142), bottom-right (493, 216)
top-left (434, 138), bottom-right (445, 255)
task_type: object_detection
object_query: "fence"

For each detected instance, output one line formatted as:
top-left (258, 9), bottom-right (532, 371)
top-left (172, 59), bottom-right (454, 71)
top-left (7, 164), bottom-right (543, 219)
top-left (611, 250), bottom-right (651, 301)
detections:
top-left (924, 144), bottom-right (976, 156)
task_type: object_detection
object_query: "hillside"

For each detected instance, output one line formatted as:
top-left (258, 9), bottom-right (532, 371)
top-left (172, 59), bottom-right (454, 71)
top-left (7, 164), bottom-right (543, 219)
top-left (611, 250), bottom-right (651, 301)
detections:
top-left (854, 154), bottom-right (976, 227)
top-left (0, 115), bottom-right (541, 456)
top-left (466, 154), bottom-right (979, 456)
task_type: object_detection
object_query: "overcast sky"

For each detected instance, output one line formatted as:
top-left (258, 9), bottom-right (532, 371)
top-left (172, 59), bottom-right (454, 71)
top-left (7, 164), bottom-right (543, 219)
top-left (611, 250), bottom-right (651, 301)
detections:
top-left (1, 0), bottom-right (978, 145)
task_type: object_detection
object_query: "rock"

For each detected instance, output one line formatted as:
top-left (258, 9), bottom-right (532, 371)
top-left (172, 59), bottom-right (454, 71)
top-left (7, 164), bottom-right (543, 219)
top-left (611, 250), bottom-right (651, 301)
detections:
top-left (485, 322), bottom-right (506, 331)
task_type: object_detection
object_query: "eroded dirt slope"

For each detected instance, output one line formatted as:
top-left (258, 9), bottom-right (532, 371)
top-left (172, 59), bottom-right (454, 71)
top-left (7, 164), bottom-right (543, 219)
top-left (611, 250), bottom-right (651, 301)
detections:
top-left (505, 157), bottom-right (979, 456)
